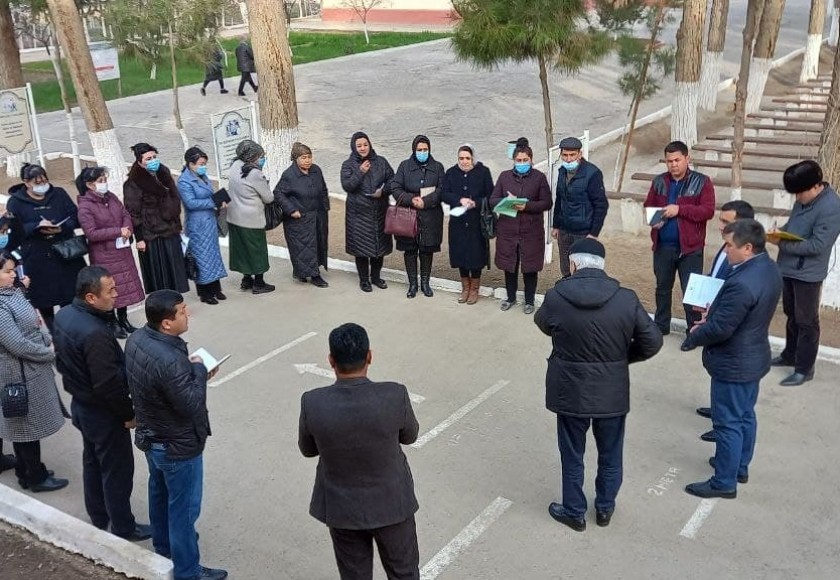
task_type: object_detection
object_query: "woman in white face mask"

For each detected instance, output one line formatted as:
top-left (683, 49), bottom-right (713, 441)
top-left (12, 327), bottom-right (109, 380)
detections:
top-left (5, 163), bottom-right (86, 331)
top-left (75, 167), bottom-right (146, 339)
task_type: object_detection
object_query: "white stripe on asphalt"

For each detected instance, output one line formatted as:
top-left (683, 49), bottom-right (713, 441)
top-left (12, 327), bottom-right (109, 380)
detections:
top-left (293, 363), bottom-right (426, 403)
top-left (679, 498), bottom-right (718, 539)
top-left (411, 380), bottom-right (509, 449)
top-left (210, 332), bottom-right (318, 387)
top-left (420, 497), bottom-right (513, 580)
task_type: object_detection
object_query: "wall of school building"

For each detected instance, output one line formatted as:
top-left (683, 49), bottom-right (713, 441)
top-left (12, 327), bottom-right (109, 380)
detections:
top-left (320, 0), bottom-right (456, 26)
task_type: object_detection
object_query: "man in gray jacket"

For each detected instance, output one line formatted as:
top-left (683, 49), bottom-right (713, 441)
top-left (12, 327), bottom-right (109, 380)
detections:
top-left (768, 160), bottom-right (840, 386)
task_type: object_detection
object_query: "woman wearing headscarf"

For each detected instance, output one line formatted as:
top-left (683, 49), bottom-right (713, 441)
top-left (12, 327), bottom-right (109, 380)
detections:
top-left (391, 135), bottom-right (445, 298)
top-left (76, 166), bottom-right (145, 337)
top-left (226, 139), bottom-right (276, 294)
top-left (341, 132), bottom-right (395, 292)
top-left (274, 142), bottom-right (330, 288)
top-left (123, 143), bottom-right (189, 294)
top-left (177, 146), bottom-right (228, 304)
top-left (490, 137), bottom-right (553, 315)
top-left (441, 144), bottom-right (494, 305)
top-left (6, 163), bottom-right (86, 331)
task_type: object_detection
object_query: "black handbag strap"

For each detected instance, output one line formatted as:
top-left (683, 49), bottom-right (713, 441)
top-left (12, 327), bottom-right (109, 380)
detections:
top-left (0, 303), bottom-right (28, 384)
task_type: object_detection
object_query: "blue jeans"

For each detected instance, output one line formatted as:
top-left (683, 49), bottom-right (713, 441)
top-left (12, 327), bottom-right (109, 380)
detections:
top-left (145, 446), bottom-right (203, 580)
top-left (710, 379), bottom-right (759, 490)
top-left (556, 415), bottom-right (626, 518)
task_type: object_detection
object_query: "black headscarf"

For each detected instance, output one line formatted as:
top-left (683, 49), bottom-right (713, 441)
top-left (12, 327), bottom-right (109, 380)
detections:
top-left (411, 134), bottom-right (432, 165)
top-left (350, 131), bottom-right (376, 162)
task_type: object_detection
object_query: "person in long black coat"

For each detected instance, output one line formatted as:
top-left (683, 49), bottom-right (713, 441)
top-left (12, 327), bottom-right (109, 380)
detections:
top-left (6, 163), bottom-right (86, 331)
top-left (391, 135), bottom-right (445, 299)
top-left (274, 142), bottom-right (330, 288)
top-left (200, 43), bottom-right (227, 95)
top-left (441, 144), bottom-right (494, 305)
top-left (341, 132), bottom-right (394, 292)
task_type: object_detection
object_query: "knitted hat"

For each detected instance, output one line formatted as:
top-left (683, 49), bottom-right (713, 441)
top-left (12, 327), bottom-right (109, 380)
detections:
top-left (235, 139), bottom-right (264, 163)
top-left (569, 238), bottom-right (606, 258)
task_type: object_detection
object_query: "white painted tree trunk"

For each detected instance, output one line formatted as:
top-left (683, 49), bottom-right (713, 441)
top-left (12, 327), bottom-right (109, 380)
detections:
top-left (150, 63), bottom-right (156, 80)
top-left (699, 51), bottom-right (724, 111)
top-left (671, 81), bottom-right (699, 146)
top-left (5, 154), bottom-right (26, 178)
top-left (746, 57), bottom-right (773, 114)
top-left (800, 34), bottom-right (823, 81)
top-left (89, 128), bottom-right (128, 199)
top-left (261, 126), bottom-right (298, 187)
top-left (239, 2), bottom-right (249, 25)
top-left (363, 21), bottom-right (369, 45)
top-left (831, 1), bottom-right (839, 48)
top-left (729, 186), bottom-right (742, 201)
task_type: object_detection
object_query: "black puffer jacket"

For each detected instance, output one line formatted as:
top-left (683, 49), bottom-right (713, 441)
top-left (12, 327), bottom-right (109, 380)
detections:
top-left (125, 325), bottom-right (210, 460)
top-left (341, 132), bottom-right (394, 258)
top-left (535, 269), bottom-right (663, 418)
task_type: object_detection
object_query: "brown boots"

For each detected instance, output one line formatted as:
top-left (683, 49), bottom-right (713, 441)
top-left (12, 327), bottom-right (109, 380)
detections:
top-left (459, 277), bottom-right (481, 304)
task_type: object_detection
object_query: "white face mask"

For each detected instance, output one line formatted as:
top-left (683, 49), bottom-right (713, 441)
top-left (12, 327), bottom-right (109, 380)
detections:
top-left (32, 184), bottom-right (49, 195)
top-left (95, 183), bottom-right (109, 194)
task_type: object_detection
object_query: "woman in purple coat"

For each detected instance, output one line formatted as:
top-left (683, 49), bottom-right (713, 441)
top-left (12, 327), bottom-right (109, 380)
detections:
top-left (489, 138), bottom-right (553, 315)
top-left (76, 167), bottom-right (145, 338)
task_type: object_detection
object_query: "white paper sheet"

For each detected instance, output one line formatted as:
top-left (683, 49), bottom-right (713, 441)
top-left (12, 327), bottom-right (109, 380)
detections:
top-left (116, 237), bottom-right (131, 249)
top-left (449, 205), bottom-right (468, 217)
top-left (190, 348), bottom-right (231, 374)
top-left (683, 273), bottom-right (725, 308)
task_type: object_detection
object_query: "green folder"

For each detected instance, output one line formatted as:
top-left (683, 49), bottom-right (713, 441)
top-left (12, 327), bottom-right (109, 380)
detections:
top-left (493, 197), bottom-right (529, 218)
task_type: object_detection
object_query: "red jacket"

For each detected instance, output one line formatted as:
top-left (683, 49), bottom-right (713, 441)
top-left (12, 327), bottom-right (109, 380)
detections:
top-left (643, 170), bottom-right (715, 255)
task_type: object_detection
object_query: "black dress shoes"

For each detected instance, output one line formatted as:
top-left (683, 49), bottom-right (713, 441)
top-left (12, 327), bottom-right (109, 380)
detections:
top-left (372, 278), bottom-right (388, 289)
top-left (696, 407), bottom-right (712, 419)
top-left (680, 340), bottom-right (696, 352)
top-left (780, 371), bottom-right (814, 387)
top-left (28, 475), bottom-right (69, 493)
top-left (684, 480), bottom-right (736, 499)
top-left (118, 523), bottom-right (153, 542)
top-left (708, 457), bottom-right (748, 484)
top-left (770, 355), bottom-right (793, 367)
top-left (548, 502), bottom-right (586, 532)
top-left (596, 511), bottom-right (613, 527)
top-left (360, 280), bottom-right (373, 292)
top-left (110, 320), bottom-right (128, 340)
top-left (310, 276), bottom-right (329, 288)
top-left (700, 430), bottom-right (717, 442)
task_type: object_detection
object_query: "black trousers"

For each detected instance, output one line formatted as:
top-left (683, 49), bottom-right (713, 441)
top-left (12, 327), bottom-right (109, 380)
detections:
top-left (329, 516), bottom-right (419, 580)
top-left (504, 249), bottom-right (537, 305)
top-left (71, 400), bottom-right (137, 536)
top-left (781, 277), bottom-right (822, 375)
top-left (202, 78), bottom-right (225, 90)
top-left (653, 246), bottom-right (703, 333)
top-left (355, 257), bottom-right (384, 282)
top-left (13, 440), bottom-right (48, 485)
top-left (238, 72), bottom-right (257, 93)
top-left (558, 230), bottom-right (586, 279)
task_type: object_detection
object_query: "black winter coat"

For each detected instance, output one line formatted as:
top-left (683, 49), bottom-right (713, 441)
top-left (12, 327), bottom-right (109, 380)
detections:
top-left (342, 141), bottom-right (394, 258)
top-left (535, 269), bottom-right (663, 417)
top-left (123, 163), bottom-right (183, 242)
top-left (6, 184), bottom-right (86, 309)
top-left (275, 163), bottom-right (330, 278)
top-left (391, 156), bottom-right (445, 252)
top-left (204, 46), bottom-right (224, 81)
top-left (125, 325), bottom-right (211, 460)
top-left (441, 163), bottom-right (494, 270)
top-left (684, 252), bottom-right (782, 382)
top-left (553, 159), bottom-right (609, 236)
top-left (53, 300), bottom-right (134, 422)
top-left (235, 42), bottom-right (255, 73)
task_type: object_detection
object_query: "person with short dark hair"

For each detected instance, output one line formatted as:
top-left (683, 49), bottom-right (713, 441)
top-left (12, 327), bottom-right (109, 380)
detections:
top-left (125, 289), bottom-right (227, 580)
top-left (551, 136), bottom-right (609, 278)
top-left (683, 219), bottom-right (782, 499)
top-left (643, 141), bottom-right (716, 335)
top-left (299, 323), bottom-right (420, 579)
top-left (535, 239), bottom-right (662, 531)
top-left (53, 266), bottom-right (151, 541)
top-left (235, 40), bottom-right (257, 96)
top-left (274, 142), bottom-right (331, 287)
top-left (178, 146), bottom-right (228, 305)
top-left (767, 160), bottom-right (840, 386)
top-left (6, 163), bottom-right (86, 331)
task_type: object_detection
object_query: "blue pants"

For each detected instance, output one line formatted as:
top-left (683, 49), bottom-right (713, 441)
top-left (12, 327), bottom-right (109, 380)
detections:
top-left (556, 414), bottom-right (626, 518)
top-left (146, 446), bottom-right (203, 580)
top-left (710, 378), bottom-right (759, 490)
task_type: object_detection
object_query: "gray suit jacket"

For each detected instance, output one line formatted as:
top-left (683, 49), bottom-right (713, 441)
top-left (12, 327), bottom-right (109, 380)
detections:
top-left (298, 377), bottom-right (420, 530)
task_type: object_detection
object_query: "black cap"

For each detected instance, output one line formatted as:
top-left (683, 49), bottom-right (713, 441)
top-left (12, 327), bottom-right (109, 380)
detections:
top-left (558, 137), bottom-right (583, 150)
top-left (569, 238), bottom-right (605, 258)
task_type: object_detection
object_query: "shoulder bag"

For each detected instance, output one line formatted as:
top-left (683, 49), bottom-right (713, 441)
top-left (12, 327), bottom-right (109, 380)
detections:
top-left (0, 307), bottom-right (28, 418)
top-left (480, 197), bottom-right (496, 240)
top-left (52, 234), bottom-right (88, 261)
top-left (384, 194), bottom-right (418, 238)
top-left (265, 201), bottom-right (284, 231)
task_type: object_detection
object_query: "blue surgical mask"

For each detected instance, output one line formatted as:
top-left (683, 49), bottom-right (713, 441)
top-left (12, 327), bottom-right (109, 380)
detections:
top-left (562, 160), bottom-right (580, 171)
top-left (196, 166), bottom-right (207, 177)
top-left (145, 159), bottom-right (160, 172)
top-left (258, 157), bottom-right (266, 169)
top-left (514, 162), bottom-right (531, 175)
top-left (415, 151), bottom-right (429, 164)
top-left (0, 234), bottom-right (8, 249)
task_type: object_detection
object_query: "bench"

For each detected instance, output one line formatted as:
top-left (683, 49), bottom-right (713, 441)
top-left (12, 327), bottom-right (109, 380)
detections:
top-left (630, 172), bottom-right (778, 192)
top-left (706, 134), bottom-right (820, 146)
top-left (743, 121), bottom-right (823, 133)
top-left (772, 95), bottom-right (828, 104)
top-left (761, 103), bottom-right (828, 113)
top-left (604, 191), bottom-right (791, 217)
top-left (691, 143), bottom-right (816, 160)
top-left (748, 111), bottom-right (824, 123)
top-left (658, 158), bottom-right (787, 173)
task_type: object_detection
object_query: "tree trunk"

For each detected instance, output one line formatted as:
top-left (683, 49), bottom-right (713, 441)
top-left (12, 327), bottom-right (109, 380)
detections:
top-left (747, 0), bottom-right (786, 114)
top-left (1, 0), bottom-right (26, 177)
top-left (245, 0), bottom-right (299, 185)
top-left (733, 0), bottom-right (767, 200)
top-left (671, 0), bottom-right (707, 146)
top-left (363, 19), bottom-right (369, 45)
top-left (46, 0), bottom-right (127, 197)
top-left (168, 22), bottom-right (189, 150)
top-left (699, 0), bottom-right (730, 111)
top-left (537, 53), bottom-right (554, 163)
top-left (47, 28), bottom-right (81, 177)
top-left (801, 0), bottom-right (828, 82)
top-left (818, 32), bottom-right (840, 184)
top-left (830, 0), bottom-right (839, 48)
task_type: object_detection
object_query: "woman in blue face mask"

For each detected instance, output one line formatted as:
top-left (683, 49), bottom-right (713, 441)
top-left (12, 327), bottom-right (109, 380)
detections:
top-left (123, 142), bottom-right (190, 296)
top-left (489, 138), bottom-right (553, 315)
top-left (177, 147), bottom-right (228, 305)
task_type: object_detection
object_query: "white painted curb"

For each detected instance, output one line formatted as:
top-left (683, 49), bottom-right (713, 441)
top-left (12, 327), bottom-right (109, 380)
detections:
top-left (0, 483), bottom-right (173, 580)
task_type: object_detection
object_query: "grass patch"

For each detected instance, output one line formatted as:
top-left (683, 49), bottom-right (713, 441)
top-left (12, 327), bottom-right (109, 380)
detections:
top-left (23, 31), bottom-right (449, 113)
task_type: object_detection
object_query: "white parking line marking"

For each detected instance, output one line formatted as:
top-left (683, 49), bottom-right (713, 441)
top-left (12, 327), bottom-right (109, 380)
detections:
top-left (679, 498), bottom-right (718, 539)
top-left (420, 497), bottom-right (513, 580)
top-left (209, 332), bottom-right (318, 387)
top-left (293, 363), bottom-right (426, 403)
top-left (411, 380), bottom-right (509, 449)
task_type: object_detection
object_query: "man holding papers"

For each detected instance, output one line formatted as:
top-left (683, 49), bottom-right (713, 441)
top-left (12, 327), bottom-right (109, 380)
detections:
top-left (683, 220), bottom-right (782, 499)
top-left (767, 161), bottom-right (840, 387)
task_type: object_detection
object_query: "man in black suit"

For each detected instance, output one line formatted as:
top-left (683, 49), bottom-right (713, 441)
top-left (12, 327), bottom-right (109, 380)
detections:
top-left (298, 323), bottom-right (420, 580)
top-left (683, 220), bottom-right (782, 498)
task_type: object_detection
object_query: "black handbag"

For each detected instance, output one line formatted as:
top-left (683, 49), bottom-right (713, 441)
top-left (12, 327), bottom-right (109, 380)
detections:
top-left (480, 198), bottom-right (496, 240)
top-left (52, 234), bottom-right (88, 260)
top-left (184, 248), bottom-right (199, 281)
top-left (265, 200), bottom-right (284, 231)
top-left (1, 362), bottom-right (28, 418)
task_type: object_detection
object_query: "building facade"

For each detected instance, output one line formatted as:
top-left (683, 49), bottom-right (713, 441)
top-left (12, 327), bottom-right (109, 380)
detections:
top-left (321, 0), bottom-right (456, 27)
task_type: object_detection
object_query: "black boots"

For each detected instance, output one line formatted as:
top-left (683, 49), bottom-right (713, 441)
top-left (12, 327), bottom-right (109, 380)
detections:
top-left (110, 315), bottom-right (127, 339)
top-left (404, 253), bottom-right (418, 298)
top-left (252, 273), bottom-right (275, 294)
top-left (116, 308), bottom-right (137, 333)
top-left (197, 283), bottom-right (219, 305)
top-left (419, 253), bottom-right (434, 297)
